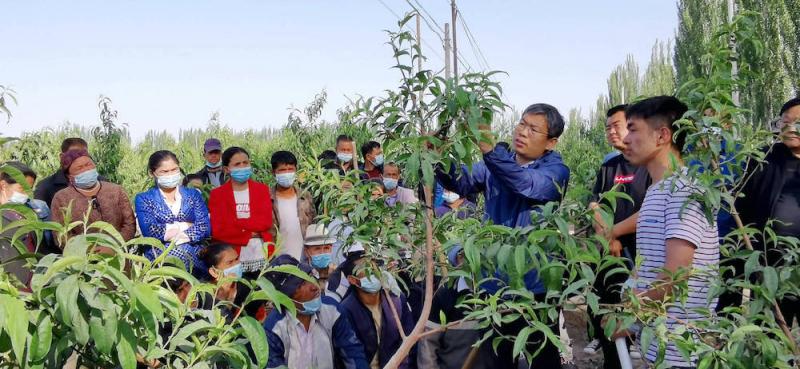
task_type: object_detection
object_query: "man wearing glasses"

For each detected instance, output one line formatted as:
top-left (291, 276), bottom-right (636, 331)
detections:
top-left (436, 103), bottom-right (570, 369)
top-left (736, 96), bottom-right (800, 327)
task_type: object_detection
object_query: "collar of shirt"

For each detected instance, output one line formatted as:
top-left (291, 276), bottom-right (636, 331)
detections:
top-left (512, 152), bottom-right (537, 168)
top-left (159, 187), bottom-right (183, 215)
top-left (291, 312), bottom-right (319, 332)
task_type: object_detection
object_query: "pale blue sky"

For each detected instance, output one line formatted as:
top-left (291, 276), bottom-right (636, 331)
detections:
top-left (1, 1), bottom-right (678, 140)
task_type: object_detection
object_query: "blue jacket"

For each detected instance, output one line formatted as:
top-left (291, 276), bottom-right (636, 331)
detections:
top-left (442, 147), bottom-right (569, 228)
top-left (339, 291), bottom-right (416, 369)
top-left (134, 186), bottom-right (211, 276)
top-left (687, 139), bottom-right (742, 238)
top-left (437, 146), bottom-right (570, 294)
top-left (263, 297), bottom-right (369, 369)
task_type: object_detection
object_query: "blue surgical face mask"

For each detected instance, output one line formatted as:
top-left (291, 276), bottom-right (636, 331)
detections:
top-left (337, 152), bottom-right (353, 163)
top-left (73, 169), bottom-right (99, 189)
top-left (222, 263), bottom-right (243, 279)
top-left (372, 154), bottom-right (384, 166)
top-left (382, 177), bottom-right (398, 191)
top-left (310, 253), bottom-right (332, 269)
top-left (358, 275), bottom-right (382, 294)
top-left (297, 296), bottom-right (322, 315)
top-left (275, 172), bottom-right (296, 188)
top-left (156, 173), bottom-right (182, 189)
top-left (206, 160), bottom-right (222, 169)
top-left (229, 167), bottom-right (252, 183)
top-left (442, 191), bottom-right (460, 204)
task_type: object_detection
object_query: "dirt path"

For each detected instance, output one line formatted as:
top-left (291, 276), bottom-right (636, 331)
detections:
top-left (560, 305), bottom-right (648, 369)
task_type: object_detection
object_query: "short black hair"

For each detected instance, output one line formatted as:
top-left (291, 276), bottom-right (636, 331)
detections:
top-left (60, 138), bottom-right (88, 153)
top-left (318, 150), bottom-right (337, 162)
top-left (382, 161), bottom-right (400, 174)
top-left (521, 103), bottom-right (566, 139)
top-left (318, 150), bottom-right (338, 170)
top-left (182, 173), bottom-right (203, 186)
top-left (606, 104), bottom-right (628, 118)
top-left (199, 242), bottom-right (235, 269)
top-left (361, 141), bottom-right (381, 158)
top-left (780, 97), bottom-right (800, 116)
top-left (495, 141), bottom-right (510, 151)
top-left (341, 251), bottom-right (366, 277)
top-left (271, 151), bottom-right (297, 171)
top-left (625, 96), bottom-right (689, 150)
top-left (1, 161), bottom-right (36, 183)
top-left (221, 147), bottom-right (250, 167)
top-left (336, 135), bottom-right (354, 147)
top-left (147, 150), bottom-right (179, 174)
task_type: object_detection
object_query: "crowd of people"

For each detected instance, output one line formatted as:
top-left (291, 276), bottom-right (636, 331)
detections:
top-left (1, 95), bottom-right (799, 369)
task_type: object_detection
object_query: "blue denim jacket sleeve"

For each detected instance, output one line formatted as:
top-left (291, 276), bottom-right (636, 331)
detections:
top-left (482, 147), bottom-right (568, 203)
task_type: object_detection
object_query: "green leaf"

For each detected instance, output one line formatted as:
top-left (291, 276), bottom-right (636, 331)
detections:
top-left (586, 293), bottom-right (599, 314)
top-left (29, 312), bottom-right (53, 362)
top-left (169, 320), bottom-right (214, 350)
top-left (56, 275), bottom-right (80, 324)
top-left (697, 353), bottom-right (713, 369)
top-left (89, 311), bottom-right (114, 355)
top-left (639, 325), bottom-right (655, 357)
top-left (531, 320), bottom-right (566, 352)
top-left (116, 323), bottom-right (137, 369)
top-left (33, 256), bottom-right (84, 290)
top-left (265, 264), bottom-right (317, 285)
top-left (513, 244), bottom-right (527, 276)
top-left (72, 303), bottom-right (90, 346)
top-left (133, 282), bottom-right (164, 321)
top-left (254, 278), bottom-right (296, 317)
top-left (512, 326), bottom-right (533, 359)
top-left (0, 295), bottom-right (28, 361)
top-left (730, 324), bottom-right (762, 341)
top-left (146, 266), bottom-right (200, 286)
top-left (238, 316), bottom-right (269, 367)
top-left (762, 266), bottom-right (778, 300)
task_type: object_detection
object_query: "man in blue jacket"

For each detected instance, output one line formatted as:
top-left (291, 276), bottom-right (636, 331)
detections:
top-left (263, 255), bottom-right (369, 369)
top-left (436, 103), bottom-right (570, 369)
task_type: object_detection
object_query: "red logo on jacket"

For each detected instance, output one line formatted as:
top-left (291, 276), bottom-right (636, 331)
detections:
top-left (614, 174), bottom-right (635, 184)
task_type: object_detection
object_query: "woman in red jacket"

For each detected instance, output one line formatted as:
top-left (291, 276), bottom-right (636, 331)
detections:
top-left (209, 147), bottom-right (274, 274)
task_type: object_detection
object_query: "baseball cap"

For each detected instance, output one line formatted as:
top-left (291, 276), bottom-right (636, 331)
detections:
top-left (203, 138), bottom-right (222, 153)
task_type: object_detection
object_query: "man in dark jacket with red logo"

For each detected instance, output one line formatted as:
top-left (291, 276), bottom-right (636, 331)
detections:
top-left (586, 104), bottom-right (651, 366)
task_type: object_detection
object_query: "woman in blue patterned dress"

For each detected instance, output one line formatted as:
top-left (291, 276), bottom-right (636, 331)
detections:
top-left (135, 150), bottom-right (211, 277)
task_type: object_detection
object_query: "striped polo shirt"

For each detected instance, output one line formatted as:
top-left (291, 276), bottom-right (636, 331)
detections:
top-left (633, 174), bottom-right (719, 367)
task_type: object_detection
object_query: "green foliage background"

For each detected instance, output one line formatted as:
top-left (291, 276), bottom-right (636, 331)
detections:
top-left (1, 1), bottom-right (800, 368)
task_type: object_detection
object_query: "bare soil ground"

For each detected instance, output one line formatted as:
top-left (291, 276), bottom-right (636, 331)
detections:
top-left (559, 306), bottom-right (648, 369)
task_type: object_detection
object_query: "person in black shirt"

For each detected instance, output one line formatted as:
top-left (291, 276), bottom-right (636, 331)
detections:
top-left (735, 97), bottom-right (800, 326)
top-left (193, 138), bottom-right (228, 188)
top-left (34, 137), bottom-right (90, 206)
top-left (586, 105), bottom-right (651, 367)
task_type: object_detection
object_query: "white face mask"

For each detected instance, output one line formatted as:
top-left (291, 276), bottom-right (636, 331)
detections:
top-left (7, 191), bottom-right (29, 205)
top-left (442, 191), bottom-right (460, 204)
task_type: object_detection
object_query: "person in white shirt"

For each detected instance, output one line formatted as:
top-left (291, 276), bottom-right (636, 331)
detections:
top-left (269, 150), bottom-right (316, 260)
top-left (263, 255), bottom-right (369, 369)
top-left (380, 162), bottom-right (418, 207)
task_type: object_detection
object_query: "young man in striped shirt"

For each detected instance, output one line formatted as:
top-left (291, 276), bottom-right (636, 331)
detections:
top-left (606, 96), bottom-right (719, 368)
